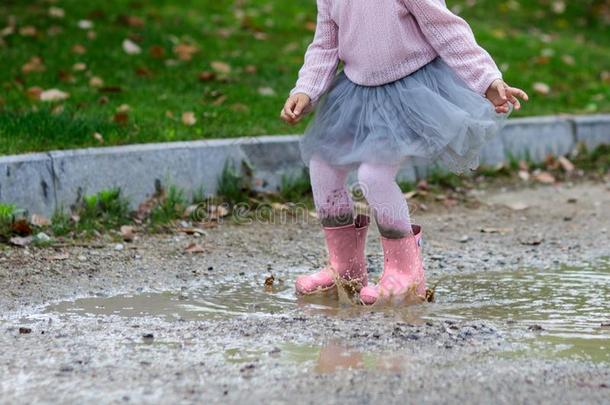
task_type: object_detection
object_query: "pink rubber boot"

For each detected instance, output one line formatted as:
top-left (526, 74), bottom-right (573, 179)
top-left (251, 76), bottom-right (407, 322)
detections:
top-left (360, 225), bottom-right (426, 305)
top-left (295, 215), bottom-right (370, 295)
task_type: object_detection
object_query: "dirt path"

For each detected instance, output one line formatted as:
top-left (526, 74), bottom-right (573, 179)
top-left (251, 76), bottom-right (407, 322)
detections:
top-left (1, 181), bottom-right (609, 404)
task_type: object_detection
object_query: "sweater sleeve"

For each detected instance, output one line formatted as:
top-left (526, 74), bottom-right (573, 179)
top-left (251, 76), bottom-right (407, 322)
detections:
top-left (289, 0), bottom-right (339, 105)
top-left (404, 0), bottom-right (502, 95)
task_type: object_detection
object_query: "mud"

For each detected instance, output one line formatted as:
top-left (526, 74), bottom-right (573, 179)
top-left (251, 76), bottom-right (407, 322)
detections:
top-left (1, 181), bottom-right (610, 404)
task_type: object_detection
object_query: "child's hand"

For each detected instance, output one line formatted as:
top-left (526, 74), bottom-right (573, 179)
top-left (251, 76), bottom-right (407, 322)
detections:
top-left (280, 93), bottom-right (311, 125)
top-left (485, 79), bottom-right (529, 114)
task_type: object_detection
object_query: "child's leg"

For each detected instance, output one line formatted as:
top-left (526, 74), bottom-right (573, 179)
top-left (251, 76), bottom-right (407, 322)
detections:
top-left (309, 156), bottom-right (354, 227)
top-left (295, 156), bottom-right (369, 296)
top-left (356, 162), bottom-right (412, 238)
top-left (357, 162), bottom-right (426, 305)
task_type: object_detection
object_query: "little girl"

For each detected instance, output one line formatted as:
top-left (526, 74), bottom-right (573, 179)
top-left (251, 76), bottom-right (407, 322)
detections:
top-left (280, 0), bottom-right (528, 305)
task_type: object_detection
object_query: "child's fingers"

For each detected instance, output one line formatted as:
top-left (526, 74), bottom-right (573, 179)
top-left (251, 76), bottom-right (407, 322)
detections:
top-left (283, 99), bottom-right (297, 119)
top-left (508, 94), bottom-right (521, 110)
top-left (293, 97), bottom-right (309, 116)
top-left (509, 87), bottom-right (529, 101)
top-left (495, 102), bottom-right (510, 113)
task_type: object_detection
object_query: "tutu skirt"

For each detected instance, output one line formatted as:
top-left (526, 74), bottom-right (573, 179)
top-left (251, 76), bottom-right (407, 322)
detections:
top-left (300, 57), bottom-right (510, 174)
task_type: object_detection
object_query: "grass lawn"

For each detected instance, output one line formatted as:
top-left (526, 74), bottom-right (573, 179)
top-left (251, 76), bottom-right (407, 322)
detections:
top-left (0, 0), bottom-right (609, 155)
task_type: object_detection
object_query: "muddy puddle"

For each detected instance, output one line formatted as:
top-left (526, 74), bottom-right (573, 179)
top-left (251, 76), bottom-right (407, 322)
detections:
top-left (39, 261), bottom-right (610, 363)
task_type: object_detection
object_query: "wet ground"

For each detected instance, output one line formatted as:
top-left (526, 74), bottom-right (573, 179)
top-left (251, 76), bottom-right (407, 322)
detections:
top-left (1, 181), bottom-right (610, 404)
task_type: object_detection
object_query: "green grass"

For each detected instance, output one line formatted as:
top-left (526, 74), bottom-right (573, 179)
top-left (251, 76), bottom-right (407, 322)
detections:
top-left (150, 185), bottom-right (186, 225)
top-left (0, 0), bottom-right (609, 155)
top-left (73, 188), bottom-right (131, 233)
top-left (280, 169), bottom-right (311, 202)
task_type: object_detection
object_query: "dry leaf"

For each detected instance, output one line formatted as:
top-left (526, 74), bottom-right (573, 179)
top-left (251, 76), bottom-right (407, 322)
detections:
top-left (47, 253), bottom-right (70, 261)
top-left (30, 214), bottom-right (51, 226)
top-left (120, 225), bottom-right (135, 242)
top-left (22, 56), bottom-right (46, 74)
top-left (210, 61), bottom-right (231, 74)
top-left (114, 112), bottom-right (129, 124)
top-left (40, 89), bottom-right (69, 102)
top-left (93, 132), bottom-right (104, 143)
top-left (174, 43), bottom-right (199, 61)
top-left (505, 202), bottom-right (529, 211)
top-left (185, 243), bottom-right (205, 253)
top-left (182, 112), bottom-right (197, 126)
top-left (198, 71), bottom-right (216, 82)
top-left (49, 7), bottom-right (65, 18)
top-left (123, 39), bottom-right (142, 55)
top-left (149, 45), bottom-right (165, 59)
top-left (116, 104), bottom-right (131, 113)
top-left (244, 65), bottom-right (257, 74)
top-left (258, 86), bottom-right (276, 96)
top-left (532, 82), bottom-right (551, 95)
top-left (72, 44), bottom-right (87, 54)
top-left (89, 76), bottom-right (104, 88)
top-left (78, 20), bottom-right (94, 29)
top-left (557, 156), bottom-right (575, 173)
top-left (9, 236), bottom-right (33, 247)
top-left (518, 170), bottom-right (530, 181)
top-left (26, 86), bottom-right (43, 101)
top-left (533, 171), bottom-right (556, 184)
top-left (19, 26), bottom-right (37, 37)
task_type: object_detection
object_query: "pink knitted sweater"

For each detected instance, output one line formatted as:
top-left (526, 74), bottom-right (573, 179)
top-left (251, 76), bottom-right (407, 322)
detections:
top-left (290, 0), bottom-right (502, 104)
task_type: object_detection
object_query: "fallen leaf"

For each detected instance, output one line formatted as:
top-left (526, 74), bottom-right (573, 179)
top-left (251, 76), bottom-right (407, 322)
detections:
top-left (22, 56), bottom-right (46, 74)
top-left (30, 214), bottom-right (51, 226)
top-left (198, 71), bottom-right (216, 81)
top-left (93, 132), bottom-right (104, 143)
top-left (264, 275), bottom-right (275, 287)
top-left (71, 44), bottom-right (87, 54)
top-left (78, 20), bottom-right (94, 30)
top-left (480, 227), bottom-right (513, 234)
top-left (19, 26), bottom-right (37, 37)
top-left (518, 170), bottom-right (530, 181)
top-left (73, 63), bottom-right (87, 72)
top-left (149, 45), bottom-right (165, 59)
top-left (135, 66), bottom-right (153, 77)
top-left (258, 87), bottom-right (276, 96)
top-left (178, 227), bottom-right (207, 236)
top-left (120, 225), bottom-right (135, 242)
top-left (210, 61), bottom-right (231, 75)
top-left (49, 7), bottom-right (65, 18)
top-left (505, 202), bottom-right (529, 211)
top-left (47, 253), bottom-right (70, 261)
top-left (9, 236), bottom-right (33, 247)
top-left (89, 76), bottom-right (104, 88)
top-left (185, 243), bottom-right (205, 253)
top-left (557, 156), bottom-right (575, 173)
top-left (182, 112), bottom-right (197, 126)
top-left (26, 86), bottom-right (43, 101)
top-left (113, 112), bottom-right (129, 124)
top-left (533, 82), bottom-right (551, 95)
top-left (123, 39), bottom-right (142, 55)
top-left (533, 171), bottom-right (556, 184)
top-left (174, 43), bottom-right (199, 61)
top-left (40, 89), bottom-right (69, 102)
top-left (212, 95), bottom-right (227, 106)
top-left (116, 104), bottom-right (131, 113)
top-left (244, 65), bottom-right (257, 74)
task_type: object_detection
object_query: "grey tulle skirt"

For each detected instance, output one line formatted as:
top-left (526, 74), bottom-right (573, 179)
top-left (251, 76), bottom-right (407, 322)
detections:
top-left (300, 57), bottom-right (510, 174)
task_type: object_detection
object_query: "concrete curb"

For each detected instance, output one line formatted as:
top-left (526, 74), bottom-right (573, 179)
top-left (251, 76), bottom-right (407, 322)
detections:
top-left (1, 114), bottom-right (609, 217)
